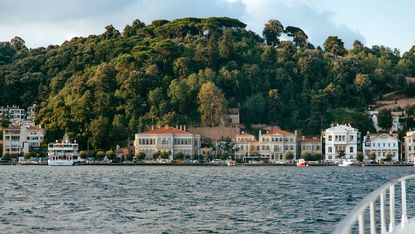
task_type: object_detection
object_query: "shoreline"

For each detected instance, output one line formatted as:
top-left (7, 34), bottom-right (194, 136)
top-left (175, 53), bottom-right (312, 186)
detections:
top-left (1, 162), bottom-right (414, 167)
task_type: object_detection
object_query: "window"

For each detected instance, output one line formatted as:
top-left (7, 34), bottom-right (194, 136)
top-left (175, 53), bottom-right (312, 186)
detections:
top-left (350, 135), bottom-right (354, 141)
top-left (328, 147), bottom-right (332, 153)
top-left (328, 135), bottom-right (332, 141)
top-left (350, 147), bottom-right (354, 153)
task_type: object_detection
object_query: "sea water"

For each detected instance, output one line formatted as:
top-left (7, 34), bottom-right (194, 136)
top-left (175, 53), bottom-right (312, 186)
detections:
top-left (0, 166), bottom-right (415, 233)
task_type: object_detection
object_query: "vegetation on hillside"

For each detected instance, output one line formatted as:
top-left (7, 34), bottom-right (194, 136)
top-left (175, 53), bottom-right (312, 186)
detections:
top-left (1, 17), bottom-right (415, 150)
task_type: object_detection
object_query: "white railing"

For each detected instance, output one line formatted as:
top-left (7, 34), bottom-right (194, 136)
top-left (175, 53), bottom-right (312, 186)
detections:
top-left (334, 174), bottom-right (415, 234)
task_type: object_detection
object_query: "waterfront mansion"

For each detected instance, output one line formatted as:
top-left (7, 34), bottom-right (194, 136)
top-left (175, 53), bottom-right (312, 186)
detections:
top-left (134, 125), bottom-right (201, 160)
top-left (322, 124), bottom-right (359, 161)
top-left (363, 132), bottom-right (399, 162)
top-left (234, 129), bottom-right (297, 162)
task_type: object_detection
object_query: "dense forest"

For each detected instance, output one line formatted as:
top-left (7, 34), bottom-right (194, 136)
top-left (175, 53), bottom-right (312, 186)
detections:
top-left (1, 17), bottom-right (415, 150)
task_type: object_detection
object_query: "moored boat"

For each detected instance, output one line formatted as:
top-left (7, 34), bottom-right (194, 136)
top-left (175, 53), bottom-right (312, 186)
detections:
top-left (296, 159), bottom-right (306, 167)
top-left (338, 159), bottom-right (353, 167)
top-left (226, 160), bottom-right (236, 166)
top-left (47, 134), bottom-right (79, 166)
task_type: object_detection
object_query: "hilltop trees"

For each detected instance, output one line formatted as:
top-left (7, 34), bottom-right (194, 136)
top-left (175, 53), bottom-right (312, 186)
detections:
top-left (0, 17), bottom-right (412, 150)
top-left (377, 109), bottom-right (393, 130)
top-left (263, 19), bottom-right (284, 46)
top-left (198, 82), bottom-right (226, 127)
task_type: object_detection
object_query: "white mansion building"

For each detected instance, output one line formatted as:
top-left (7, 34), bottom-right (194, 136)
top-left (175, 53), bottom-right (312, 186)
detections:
top-left (134, 126), bottom-right (201, 160)
top-left (323, 124), bottom-right (359, 161)
top-left (363, 132), bottom-right (399, 162)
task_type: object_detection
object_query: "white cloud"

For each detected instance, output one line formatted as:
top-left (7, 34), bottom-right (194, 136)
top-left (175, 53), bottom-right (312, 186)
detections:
top-left (0, 0), bottom-right (365, 49)
top-left (236, 0), bottom-right (365, 48)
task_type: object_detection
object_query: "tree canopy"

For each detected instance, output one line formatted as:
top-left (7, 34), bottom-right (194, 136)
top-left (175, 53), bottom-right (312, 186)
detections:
top-left (0, 17), bottom-right (413, 150)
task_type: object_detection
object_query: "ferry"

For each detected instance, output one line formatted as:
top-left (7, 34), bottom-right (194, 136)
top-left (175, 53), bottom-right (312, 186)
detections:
top-left (47, 134), bottom-right (79, 166)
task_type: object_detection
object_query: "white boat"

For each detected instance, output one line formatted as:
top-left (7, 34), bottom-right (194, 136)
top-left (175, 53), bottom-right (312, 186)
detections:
top-left (226, 160), bottom-right (236, 166)
top-left (47, 134), bottom-right (79, 166)
top-left (338, 159), bottom-right (353, 167)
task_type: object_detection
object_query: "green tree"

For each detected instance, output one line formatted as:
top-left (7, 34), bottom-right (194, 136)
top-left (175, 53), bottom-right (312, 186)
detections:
top-left (105, 150), bottom-right (116, 160)
top-left (311, 153), bottom-right (323, 161)
top-left (301, 151), bottom-right (311, 161)
top-left (175, 152), bottom-right (185, 160)
top-left (2, 153), bottom-right (11, 161)
top-left (79, 151), bottom-right (88, 159)
top-left (263, 19), bottom-right (284, 46)
top-left (198, 82), bottom-right (226, 127)
top-left (137, 151), bottom-right (146, 160)
top-left (219, 29), bottom-right (233, 59)
top-left (24, 152), bottom-right (31, 160)
top-left (160, 151), bottom-right (170, 160)
top-left (284, 151), bottom-right (294, 160)
top-left (368, 152), bottom-right (377, 162)
top-left (386, 152), bottom-right (393, 162)
top-left (356, 152), bottom-right (364, 162)
top-left (377, 109), bottom-right (392, 130)
top-left (152, 151), bottom-right (160, 160)
top-left (96, 150), bottom-right (106, 160)
top-left (285, 26), bottom-right (308, 48)
top-left (0, 113), bottom-right (10, 128)
top-left (323, 36), bottom-right (346, 56)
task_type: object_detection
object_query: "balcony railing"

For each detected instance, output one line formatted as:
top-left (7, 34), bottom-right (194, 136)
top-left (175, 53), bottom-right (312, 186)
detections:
top-left (334, 174), bottom-right (415, 234)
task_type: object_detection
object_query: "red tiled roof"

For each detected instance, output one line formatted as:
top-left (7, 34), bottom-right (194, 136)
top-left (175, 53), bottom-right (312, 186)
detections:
top-left (263, 129), bottom-right (294, 136)
top-left (27, 126), bottom-right (43, 131)
top-left (3, 125), bottom-right (21, 130)
top-left (238, 132), bottom-right (254, 137)
top-left (141, 127), bottom-right (192, 135)
top-left (303, 138), bottom-right (321, 143)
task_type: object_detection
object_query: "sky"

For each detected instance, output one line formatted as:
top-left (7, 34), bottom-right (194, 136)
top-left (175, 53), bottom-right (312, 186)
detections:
top-left (1, 0), bottom-right (414, 53)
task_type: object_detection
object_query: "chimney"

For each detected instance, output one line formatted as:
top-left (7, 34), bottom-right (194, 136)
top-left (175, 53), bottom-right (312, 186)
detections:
top-left (184, 125), bottom-right (186, 131)
top-left (259, 130), bottom-right (262, 139)
top-left (176, 125), bottom-right (178, 129)
top-left (165, 125), bottom-right (169, 129)
top-left (151, 125), bottom-right (154, 130)
top-left (302, 136), bottom-right (305, 141)
top-left (294, 130), bottom-right (298, 137)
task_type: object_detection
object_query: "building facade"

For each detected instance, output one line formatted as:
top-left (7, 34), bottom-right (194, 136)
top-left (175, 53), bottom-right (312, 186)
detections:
top-left (0, 105), bottom-right (26, 126)
top-left (2, 124), bottom-right (45, 156)
top-left (234, 132), bottom-right (260, 160)
top-left (323, 124), bottom-right (359, 161)
top-left (134, 126), bottom-right (201, 160)
top-left (404, 131), bottom-right (415, 163)
top-left (363, 133), bottom-right (399, 162)
top-left (300, 137), bottom-right (322, 155)
top-left (258, 129), bottom-right (297, 162)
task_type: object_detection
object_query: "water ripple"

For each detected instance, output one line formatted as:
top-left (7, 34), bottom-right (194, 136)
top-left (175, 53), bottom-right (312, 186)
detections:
top-left (0, 166), bottom-right (414, 233)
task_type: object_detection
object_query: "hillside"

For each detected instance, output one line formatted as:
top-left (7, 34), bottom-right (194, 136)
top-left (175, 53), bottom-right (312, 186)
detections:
top-left (1, 17), bottom-right (415, 150)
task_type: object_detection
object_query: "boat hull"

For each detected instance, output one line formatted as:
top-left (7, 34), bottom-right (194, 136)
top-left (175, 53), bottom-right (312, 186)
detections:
top-left (48, 160), bottom-right (74, 166)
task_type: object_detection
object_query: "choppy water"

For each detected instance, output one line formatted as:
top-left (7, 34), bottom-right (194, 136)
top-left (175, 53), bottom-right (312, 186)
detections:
top-left (1, 166), bottom-right (415, 233)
